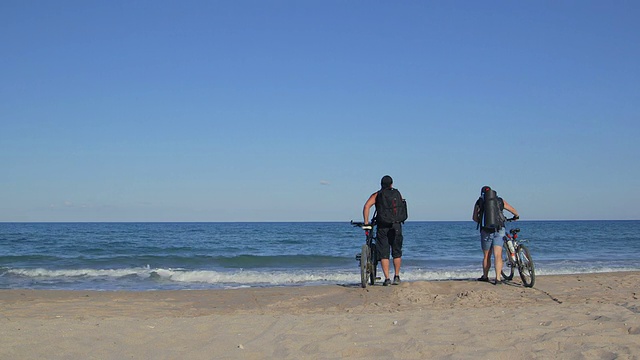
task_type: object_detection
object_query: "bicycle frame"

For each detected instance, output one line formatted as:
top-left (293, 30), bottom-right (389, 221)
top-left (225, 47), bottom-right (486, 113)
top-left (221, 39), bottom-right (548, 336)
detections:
top-left (504, 229), bottom-right (519, 264)
top-left (351, 219), bottom-right (379, 288)
top-left (502, 217), bottom-right (536, 287)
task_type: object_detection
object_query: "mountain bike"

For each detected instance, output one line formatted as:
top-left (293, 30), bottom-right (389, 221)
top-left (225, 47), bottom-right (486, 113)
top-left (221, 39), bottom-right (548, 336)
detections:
top-left (351, 220), bottom-right (379, 288)
top-left (501, 217), bottom-right (535, 287)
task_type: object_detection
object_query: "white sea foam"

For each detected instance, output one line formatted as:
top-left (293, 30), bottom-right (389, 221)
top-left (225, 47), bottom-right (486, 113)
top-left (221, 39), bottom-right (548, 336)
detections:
top-left (7, 267), bottom-right (152, 278)
top-left (5, 265), bottom-right (640, 290)
top-left (9, 266), bottom-right (639, 281)
top-left (1, 267), bottom-right (503, 285)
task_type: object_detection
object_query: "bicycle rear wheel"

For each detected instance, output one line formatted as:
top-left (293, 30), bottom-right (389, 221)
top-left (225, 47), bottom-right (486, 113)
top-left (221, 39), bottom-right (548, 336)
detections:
top-left (501, 249), bottom-right (514, 280)
top-left (369, 243), bottom-right (377, 286)
top-left (517, 244), bottom-right (535, 288)
top-left (360, 244), bottom-right (369, 288)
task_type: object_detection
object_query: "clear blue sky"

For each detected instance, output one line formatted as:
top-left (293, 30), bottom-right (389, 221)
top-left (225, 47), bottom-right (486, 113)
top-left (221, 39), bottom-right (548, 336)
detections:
top-left (1, 1), bottom-right (638, 222)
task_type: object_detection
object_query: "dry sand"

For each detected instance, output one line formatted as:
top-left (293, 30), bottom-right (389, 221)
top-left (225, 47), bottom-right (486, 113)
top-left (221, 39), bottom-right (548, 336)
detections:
top-left (1, 272), bottom-right (639, 359)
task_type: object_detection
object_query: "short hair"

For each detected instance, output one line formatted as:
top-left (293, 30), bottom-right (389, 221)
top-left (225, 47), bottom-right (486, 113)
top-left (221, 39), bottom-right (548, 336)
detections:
top-left (381, 175), bottom-right (393, 189)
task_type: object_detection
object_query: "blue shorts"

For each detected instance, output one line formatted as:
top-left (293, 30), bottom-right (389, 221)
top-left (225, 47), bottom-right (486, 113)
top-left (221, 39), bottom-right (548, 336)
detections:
top-left (480, 228), bottom-right (506, 251)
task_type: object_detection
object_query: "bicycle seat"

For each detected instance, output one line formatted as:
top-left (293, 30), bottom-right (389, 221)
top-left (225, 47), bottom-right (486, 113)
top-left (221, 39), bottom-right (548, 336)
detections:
top-left (510, 228), bottom-right (520, 235)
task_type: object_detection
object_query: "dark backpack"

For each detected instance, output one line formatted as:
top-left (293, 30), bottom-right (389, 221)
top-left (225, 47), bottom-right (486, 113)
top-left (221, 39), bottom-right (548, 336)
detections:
top-left (375, 188), bottom-right (408, 225)
top-left (476, 189), bottom-right (505, 231)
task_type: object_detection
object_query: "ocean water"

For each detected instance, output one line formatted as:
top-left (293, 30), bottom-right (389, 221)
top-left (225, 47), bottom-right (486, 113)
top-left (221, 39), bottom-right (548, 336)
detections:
top-left (1, 221), bottom-right (639, 291)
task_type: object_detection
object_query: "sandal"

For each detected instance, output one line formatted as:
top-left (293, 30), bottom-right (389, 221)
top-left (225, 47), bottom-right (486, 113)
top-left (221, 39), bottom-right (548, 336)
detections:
top-left (477, 276), bottom-right (489, 282)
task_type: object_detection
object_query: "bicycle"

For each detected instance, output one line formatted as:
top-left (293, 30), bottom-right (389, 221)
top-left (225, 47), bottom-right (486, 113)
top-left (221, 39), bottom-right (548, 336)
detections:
top-left (501, 216), bottom-right (536, 287)
top-left (351, 220), bottom-right (379, 288)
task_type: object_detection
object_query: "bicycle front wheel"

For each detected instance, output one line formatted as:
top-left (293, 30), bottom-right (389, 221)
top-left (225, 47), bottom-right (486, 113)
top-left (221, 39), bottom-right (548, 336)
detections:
top-left (360, 244), bottom-right (369, 288)
top-left (501, 249), bottom-right (514, 281)
top-left (369, 243), bottom-right (377, 286)
top-left (517, 244), bottom-right (535, 288)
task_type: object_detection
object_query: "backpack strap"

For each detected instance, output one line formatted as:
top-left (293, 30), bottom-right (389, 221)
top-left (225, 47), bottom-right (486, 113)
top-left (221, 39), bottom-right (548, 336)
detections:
top-left (475, 197), bottom-right (483, 230)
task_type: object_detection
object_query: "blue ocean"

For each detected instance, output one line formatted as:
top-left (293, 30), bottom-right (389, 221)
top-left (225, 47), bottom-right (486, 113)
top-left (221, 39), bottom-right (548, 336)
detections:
top-left (1, 221), bottom-right (639, 291)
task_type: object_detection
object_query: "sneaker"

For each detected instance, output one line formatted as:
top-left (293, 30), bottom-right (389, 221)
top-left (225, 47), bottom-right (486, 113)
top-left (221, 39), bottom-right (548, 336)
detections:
top-left (477, 276), bottom-right (489, 282)
top-left (392, 275), bottom-right (401, 285)
top-left (383, 278), bottom-right (391, 286)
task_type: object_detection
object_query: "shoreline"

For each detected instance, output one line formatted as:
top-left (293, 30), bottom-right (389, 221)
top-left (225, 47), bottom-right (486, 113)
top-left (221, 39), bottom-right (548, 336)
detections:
top-left (2, 272), bottom-right (639, 359)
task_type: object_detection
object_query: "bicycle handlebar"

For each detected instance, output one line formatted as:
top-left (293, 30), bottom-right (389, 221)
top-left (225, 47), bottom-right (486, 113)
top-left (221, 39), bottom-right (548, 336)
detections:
top-left (505, 216), bottom-right (520, 222)
top-left (350, 220), bottom-right (373, 230)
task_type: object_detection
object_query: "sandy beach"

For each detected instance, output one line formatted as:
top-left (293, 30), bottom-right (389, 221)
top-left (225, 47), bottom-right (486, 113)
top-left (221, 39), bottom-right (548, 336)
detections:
top-left (1, 272), bottom-right (639, 359)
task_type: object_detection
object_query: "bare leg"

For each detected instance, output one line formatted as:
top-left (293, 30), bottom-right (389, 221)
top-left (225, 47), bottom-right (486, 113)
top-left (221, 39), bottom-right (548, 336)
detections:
top-left (393, 257), bottom-right (402, 277)
top-left (482, 250), bottom-right (491, 278)
top-left (380, 258), bottom-right (390, 280)
top-left (493, 245), bottom-right (503, 282)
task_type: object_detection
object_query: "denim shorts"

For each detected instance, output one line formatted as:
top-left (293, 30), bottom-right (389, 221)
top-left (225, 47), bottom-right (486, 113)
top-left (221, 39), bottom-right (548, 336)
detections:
top-left (480, 228), bottom-right (506, 251)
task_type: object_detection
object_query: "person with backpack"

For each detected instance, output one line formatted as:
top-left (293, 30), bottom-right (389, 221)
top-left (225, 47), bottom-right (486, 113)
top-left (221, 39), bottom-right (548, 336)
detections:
top-left (363, 175), bottom-right (408, 286)
top-left (472, 185), bottom-right (519, 285)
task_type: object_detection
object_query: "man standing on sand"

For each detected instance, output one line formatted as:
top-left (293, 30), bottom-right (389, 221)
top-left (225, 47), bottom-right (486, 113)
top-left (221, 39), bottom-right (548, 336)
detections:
top-left (363, 175), bottom-right (407, 286)
top-left (472, 185), bottom-right (519, 285)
